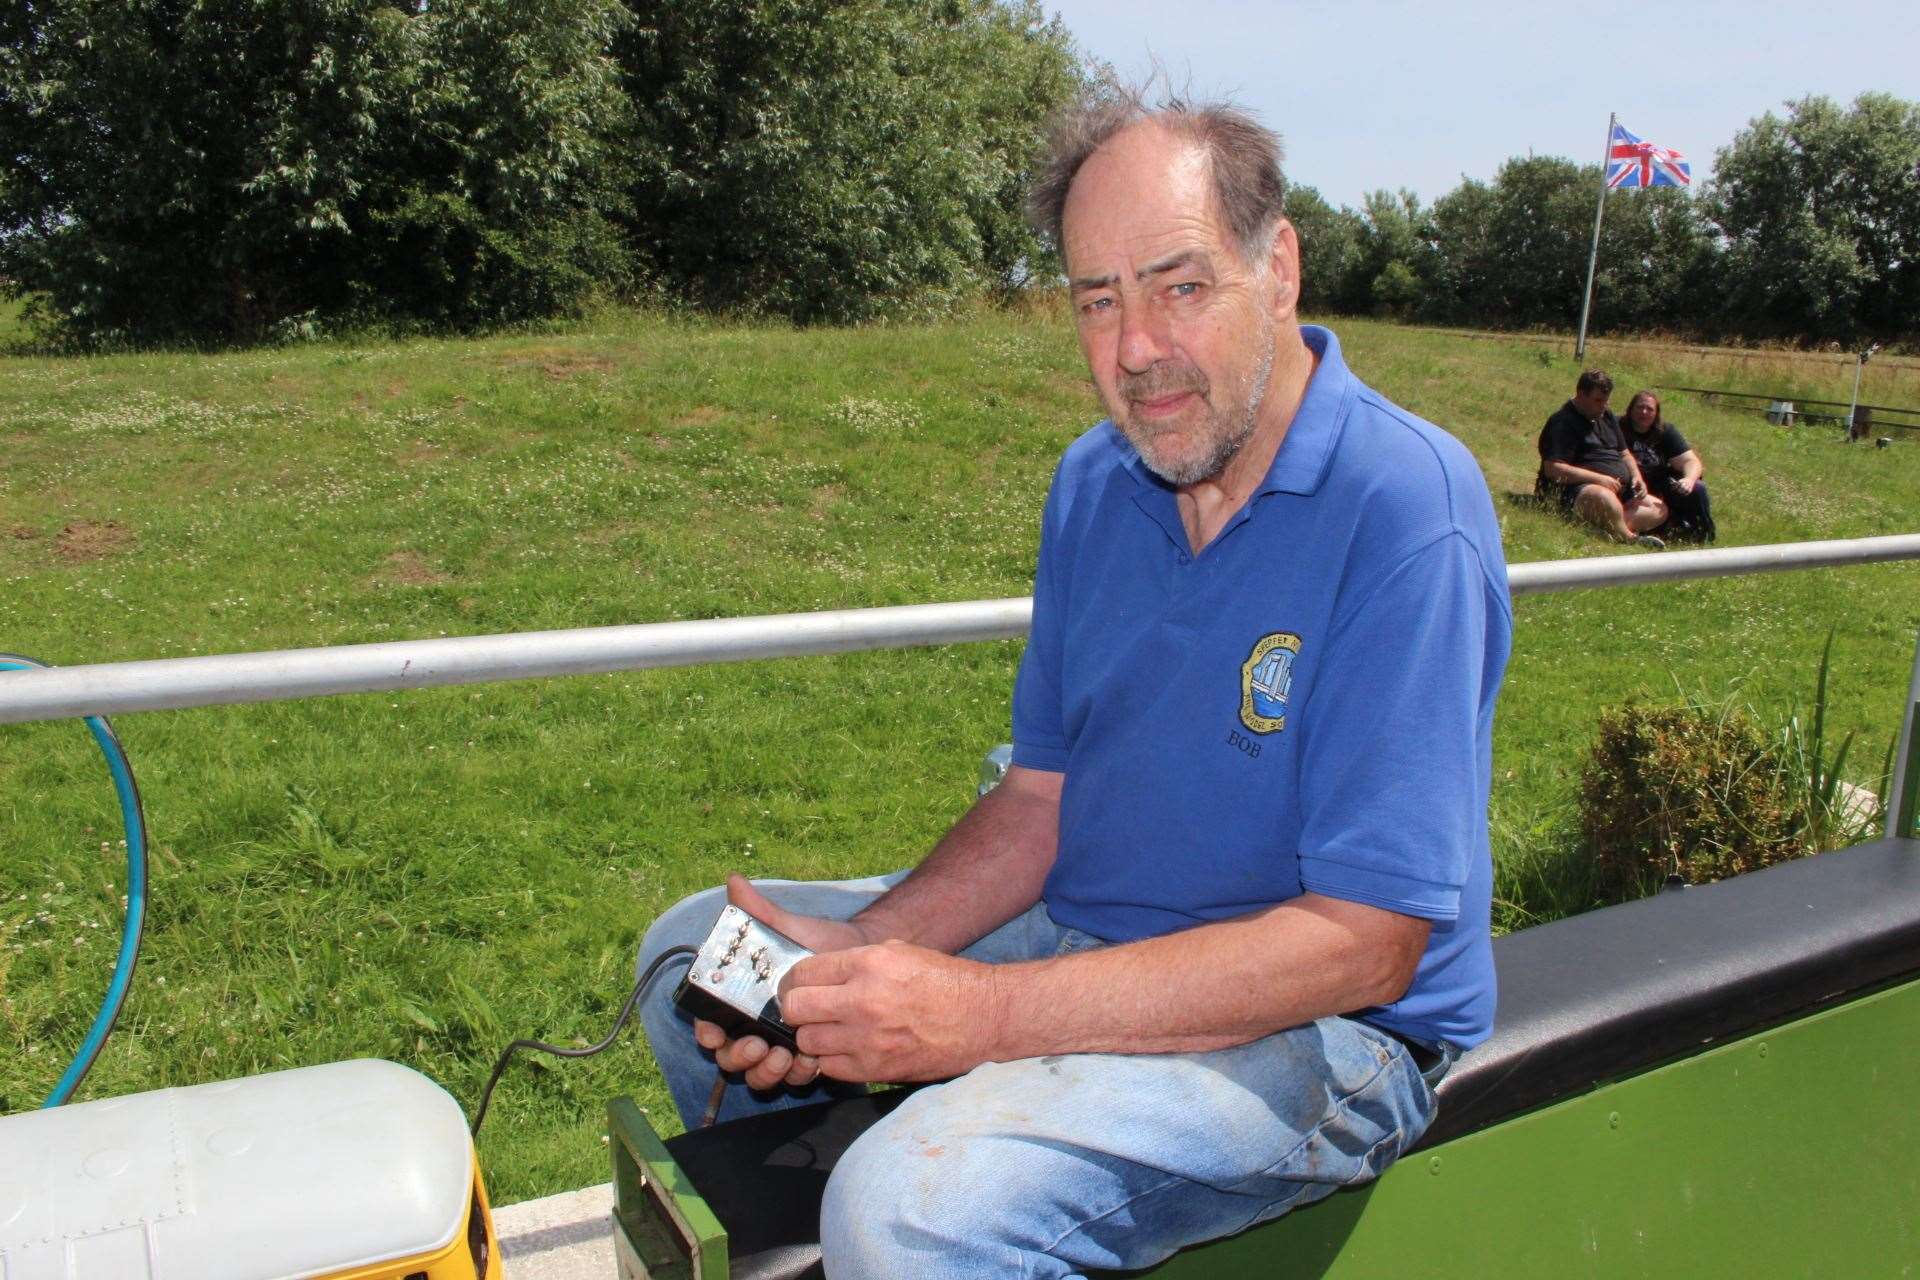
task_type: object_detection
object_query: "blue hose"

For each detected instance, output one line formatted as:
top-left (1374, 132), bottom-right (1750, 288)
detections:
top-left (0, 654), bottom-right (149, 1107)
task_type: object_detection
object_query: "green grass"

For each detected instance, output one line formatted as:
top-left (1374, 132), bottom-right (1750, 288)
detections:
top-left (2, 306), bottom-right (1916, 1202)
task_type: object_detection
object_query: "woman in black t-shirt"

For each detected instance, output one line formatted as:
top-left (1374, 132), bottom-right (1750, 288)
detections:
top-left (1623, 391), bottom-right (1715, 542)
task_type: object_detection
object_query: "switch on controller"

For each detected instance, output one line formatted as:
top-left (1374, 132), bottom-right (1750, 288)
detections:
top-left (673, 904), bottom-right (814, 1053)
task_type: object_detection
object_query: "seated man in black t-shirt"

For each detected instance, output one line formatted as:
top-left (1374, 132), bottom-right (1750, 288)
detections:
top-left (1537, 369), bottom-right (1668, 548)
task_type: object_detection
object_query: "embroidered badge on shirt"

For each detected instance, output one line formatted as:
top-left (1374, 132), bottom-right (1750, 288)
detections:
top-left (1240, 632), bottom-right (1302, 734)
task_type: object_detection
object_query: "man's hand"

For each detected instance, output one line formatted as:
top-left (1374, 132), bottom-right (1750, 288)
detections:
top-left (1673, 475), bottom-right (1696, 495)
top-left (696, 763), bottom-right (1061, 1091)
top-left (692, 874), bottom-right (879, 1091)
top-left (779, 941), bottom-right (1001, 1083)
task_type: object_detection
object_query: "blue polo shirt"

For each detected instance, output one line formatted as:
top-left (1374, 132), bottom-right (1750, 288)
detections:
top-left (1011, 326), bottom-right (1511, 1048)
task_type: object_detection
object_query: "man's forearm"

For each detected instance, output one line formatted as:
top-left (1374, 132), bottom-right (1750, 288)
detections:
top-left (981, 893), bottom-right (1430, 1059)
top-left (1543, 460), bottom-right (1614, 488)
top-left (851, 765), bottom-right (1062, 955)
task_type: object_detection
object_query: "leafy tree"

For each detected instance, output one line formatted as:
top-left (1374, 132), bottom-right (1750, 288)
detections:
top-left (1368, 260), bottom-right (1422, 318)
top-left (1, 0), bottom-right (634, 345)
top-left (364, 0), bottom-right (636, 329)
top-left (615, 0), bottom-right (1081, 322)
top-left (1424, 176), bottom-right (1497, 324)
top-left (1427, 156), bottom-right (1713, 333)
top-left (1334, 189), bottom-right (1441, 318)
top-left (1431, 158), bottom-right (1589, 328)
top-left (1285, 184), bottom-right (1362, 315)
top-left (1586, 184), bottom-right (1716, 335)
top-left (1703, 93), bottom-right (1920, 343)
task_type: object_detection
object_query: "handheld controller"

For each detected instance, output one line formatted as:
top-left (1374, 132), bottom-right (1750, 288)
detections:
top-left (672, 904), bottom-right (814, 1052)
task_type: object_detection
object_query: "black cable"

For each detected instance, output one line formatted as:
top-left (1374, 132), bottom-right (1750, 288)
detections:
top-left (470, 943), bottom-right (698, 1137)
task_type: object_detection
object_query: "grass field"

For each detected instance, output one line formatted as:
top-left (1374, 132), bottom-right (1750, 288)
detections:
top-left (2, 305), bottom-right (1917, 1202)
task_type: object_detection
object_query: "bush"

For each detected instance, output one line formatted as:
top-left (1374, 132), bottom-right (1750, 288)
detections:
top-left (1581, 698), bottom-right (1808, 893)
top-left (1580, 640), bottom-right (1889, 897)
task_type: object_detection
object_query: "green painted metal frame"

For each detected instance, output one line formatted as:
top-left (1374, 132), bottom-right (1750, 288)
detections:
top-left (608, 1096), bottom-right (729, 1280)
top-left (606, 975), bottom-right (1920, 1278)
top-left (1139, 974), bottom-right (1920, 1278)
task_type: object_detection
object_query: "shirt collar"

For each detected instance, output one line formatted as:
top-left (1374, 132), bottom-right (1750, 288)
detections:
top-left (1113, 324), bottom-right (1354, 499)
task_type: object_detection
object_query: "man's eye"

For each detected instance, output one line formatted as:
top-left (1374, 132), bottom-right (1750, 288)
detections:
top-left (1170, 281), bottom-right (1202, 298)
top-left (1079, 297), bottom-right (1114, 315)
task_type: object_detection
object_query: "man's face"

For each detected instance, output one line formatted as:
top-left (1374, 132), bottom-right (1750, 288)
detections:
top-left (1573, 387), bottom-right (1611, 419)
top-left (1060, 125), bottom-right (1293, 486)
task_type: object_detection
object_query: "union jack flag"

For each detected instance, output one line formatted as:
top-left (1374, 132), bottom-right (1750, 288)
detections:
top-left (1607, 121), bottom-right (1691, 189)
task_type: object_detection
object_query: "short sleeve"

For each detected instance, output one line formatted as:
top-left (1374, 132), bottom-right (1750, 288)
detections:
top-left (1010, 475), bottom-right (1070, 773)
top-left (1540, 414), bottom-right (1581, 463)
top-left (1295, 532), bottom-right (1504, 921)
top-left (1660, 424), bottom-right (1691, 458)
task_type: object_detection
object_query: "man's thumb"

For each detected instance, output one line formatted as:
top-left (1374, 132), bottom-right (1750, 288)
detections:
top-left (726, 873), bottom-right (789, 928)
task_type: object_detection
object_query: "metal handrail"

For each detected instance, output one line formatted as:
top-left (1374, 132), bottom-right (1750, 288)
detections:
top-left (1657, 384), bottom-right (1920, 420)
top-left (2, 534), bottom-right (1918, 727)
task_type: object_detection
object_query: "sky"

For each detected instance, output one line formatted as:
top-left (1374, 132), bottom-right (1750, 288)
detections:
top-left (1041, 1), bottom-right (1920, 210)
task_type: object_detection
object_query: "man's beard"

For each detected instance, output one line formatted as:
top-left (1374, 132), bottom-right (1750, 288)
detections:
top-left (1115, 328), bottom-right (1275, 487)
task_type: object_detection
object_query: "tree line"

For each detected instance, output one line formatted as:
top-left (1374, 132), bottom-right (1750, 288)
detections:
top-left (0, 0), bottom-right (1080, 344)
top-left (3, 4), bottom-right (1915, 349)
top-left (1292, 92), bottom-right (1920, 348)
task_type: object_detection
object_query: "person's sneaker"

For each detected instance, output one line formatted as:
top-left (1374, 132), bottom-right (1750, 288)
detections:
top-left (1633, 533), bottom-right (1666, 550)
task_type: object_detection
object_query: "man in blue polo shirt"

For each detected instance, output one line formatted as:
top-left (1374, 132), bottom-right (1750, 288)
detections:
top-left (638, 91), bottom-right (1511, 1278)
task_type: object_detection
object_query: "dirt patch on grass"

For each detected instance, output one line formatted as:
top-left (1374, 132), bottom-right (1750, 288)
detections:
top-left (373, 550), bottom-right (450, 586)
top-left (395, 441), bottom-right (448, 465)
top-left (491, 347), bottom-right (617, 381)
top-left (1047, 370), bottom-right (1098, 400)
top-left (8, 525), bottom-right (37, 541)
top-left (579, 522), bottom-right (641, 546)
top-left (54, 520), bottom-right (134, 564)
top-left (537, 356), bottom-right (612, 380)
top-left (808, 483), bottom-right (846, 521)
top-left (674, 405), bottom-right (723, 427)
top-left (540, 355), bottom-right (614, 380)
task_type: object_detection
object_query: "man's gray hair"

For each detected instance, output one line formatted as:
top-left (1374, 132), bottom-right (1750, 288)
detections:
top-left (1028, 85), bottom-right (1288, 267)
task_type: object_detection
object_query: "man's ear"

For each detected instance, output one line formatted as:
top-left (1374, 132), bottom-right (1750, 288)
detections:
top-left (1266, 218), bottom-right (1301, 318)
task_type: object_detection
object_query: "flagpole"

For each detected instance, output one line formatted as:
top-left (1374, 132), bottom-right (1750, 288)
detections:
top-left (1575, 112), bottom-right (1615, 361)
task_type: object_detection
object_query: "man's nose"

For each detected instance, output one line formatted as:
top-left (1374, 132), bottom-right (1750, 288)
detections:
top-left (1116, 301), bottom-right (1171, 375)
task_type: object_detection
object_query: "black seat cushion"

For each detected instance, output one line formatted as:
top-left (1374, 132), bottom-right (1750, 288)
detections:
top-left (1421, 835), bottom-right (1920, 1145)
top-left (664, 837), bottom-right (1920, 1278)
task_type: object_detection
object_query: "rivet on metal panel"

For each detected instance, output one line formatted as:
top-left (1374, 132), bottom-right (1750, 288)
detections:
top-left (1428, 1156), bottom-right (1443, 1176)
top-left (1608, 1112), bottom-right (1621, 1129)
top-left (1758, 1042), bottom-right (1769, 1059)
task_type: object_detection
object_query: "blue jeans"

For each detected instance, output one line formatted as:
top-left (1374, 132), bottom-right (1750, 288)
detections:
top-left (637, 876), bottom-right (1449, 1280)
